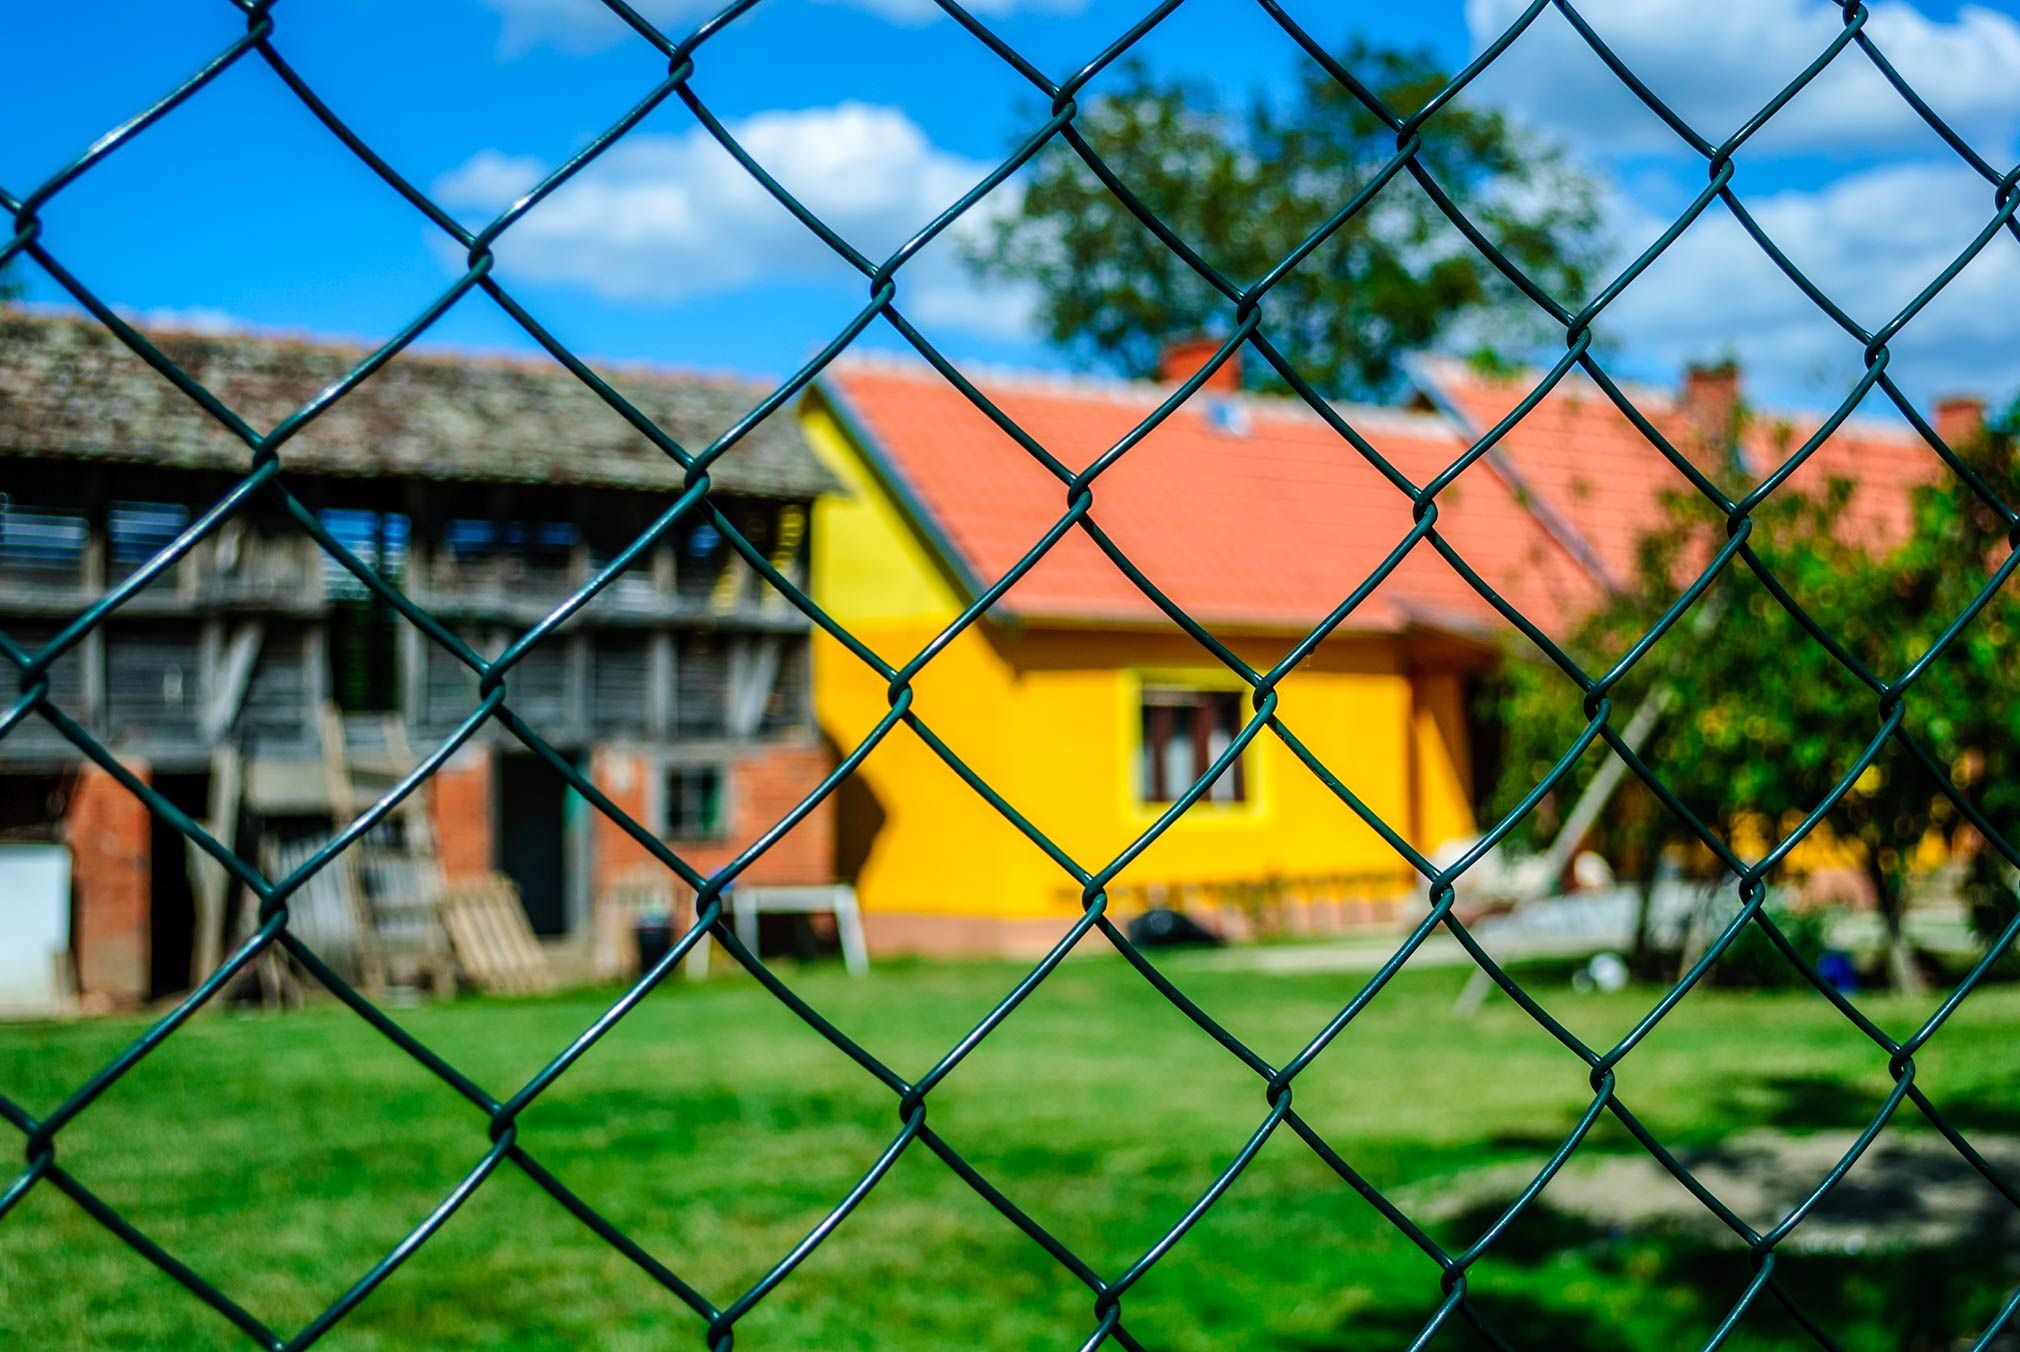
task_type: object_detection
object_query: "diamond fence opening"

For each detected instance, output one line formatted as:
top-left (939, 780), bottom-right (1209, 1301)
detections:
top-left (4, 0), bottom-right (2020, 1347)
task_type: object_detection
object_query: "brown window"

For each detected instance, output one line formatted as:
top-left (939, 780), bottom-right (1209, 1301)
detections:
top-left (1138, 688), bottom-right (1246, 805)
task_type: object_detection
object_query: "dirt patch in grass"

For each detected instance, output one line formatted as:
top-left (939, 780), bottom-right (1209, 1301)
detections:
top-left (1415, 1128), bottom-right (2020, 1255)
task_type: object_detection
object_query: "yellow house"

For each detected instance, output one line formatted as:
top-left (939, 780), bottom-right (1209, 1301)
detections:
top-left (798, 356), bottom-right (1592, 955)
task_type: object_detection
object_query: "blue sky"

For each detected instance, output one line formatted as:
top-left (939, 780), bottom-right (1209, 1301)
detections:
top-left (7, 0), bottom-right (2020, 416)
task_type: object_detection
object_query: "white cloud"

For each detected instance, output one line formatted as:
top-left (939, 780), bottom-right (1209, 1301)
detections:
top-left (1467, 0), bottom-right (2020, 160)
top-left (485, 0), bottom-right (1089, 55)
top-left (1454, 1), bottom-right (2020, 406)
top-left (436, 101), bottom-right (1036, 340)
top-left (1598, 159), bottom-right (2020, 405)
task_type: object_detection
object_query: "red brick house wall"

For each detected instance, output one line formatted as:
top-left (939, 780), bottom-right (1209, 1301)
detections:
top-left (429, 745), bottom-right (494, 881)
top-left (591, 741), bottom-right (834, 898)
top-left (67, 761), bottom-right (152, 1006)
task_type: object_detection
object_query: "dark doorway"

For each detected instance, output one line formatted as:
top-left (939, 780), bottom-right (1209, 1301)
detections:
top-left (496, 753), bottom-right (569, 937)
top-left (0, 773), bottom-right (68, 842)
top-left (149, 772), bottom-right (209, 1000)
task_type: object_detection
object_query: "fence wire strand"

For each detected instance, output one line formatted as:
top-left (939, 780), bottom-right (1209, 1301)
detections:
top-left (5, 0), bottom-right (2020, 1347)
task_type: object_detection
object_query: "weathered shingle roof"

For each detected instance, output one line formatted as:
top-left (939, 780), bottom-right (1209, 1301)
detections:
top-left (0, 310), bottom-right (838, 499)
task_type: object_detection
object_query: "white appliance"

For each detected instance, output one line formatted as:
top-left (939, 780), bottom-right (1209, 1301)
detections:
top-left (0, 843), bottom-right (71, 1018)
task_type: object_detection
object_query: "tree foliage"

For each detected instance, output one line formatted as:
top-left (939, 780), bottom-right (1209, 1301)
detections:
top-left (969, 46), bottom-right (1602, 399)
top-left (1484, 411), bottom-right (2020, 988)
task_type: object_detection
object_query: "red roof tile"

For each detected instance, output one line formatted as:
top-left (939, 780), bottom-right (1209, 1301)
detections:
top-left (822, 360), bottom-right (1596, 640)
top-left (1410, 356), bottom-right (1941, 592)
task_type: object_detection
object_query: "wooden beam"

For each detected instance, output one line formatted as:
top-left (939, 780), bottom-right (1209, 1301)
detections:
top-left (79, 471), bottom-right (107, 728)
top-left (404, 480), bottom-right (434, 600)
top-left (401, 483), bottom-right (432, 722)
top-left (399, 618), bottom-right (424, 727)
top-left (202, 620), bottom-right (264, 741)
top-left (319, 704), bottom-right (386, 995)
top-left (199, 616), bottom-right (223, 697)
top-left (187, 744), bottom-right (242, 985)
top-left (303, 625), bottom-right (330, 729)
top-left (650, 528), bottom-right (675, 595)
top-left (647, 631), bottom-right (674, 739)
top-left (726, 635), bottom-right (781, 739)
top-left (559, 629), bottom-right (584, 743)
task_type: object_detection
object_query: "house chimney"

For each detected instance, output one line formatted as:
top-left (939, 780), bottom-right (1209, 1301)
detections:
top-left (1681, 359), bottom-right (1741, 434)
top-left (1934, 393), bottom-right (1986, 446)
top-left (1159, 335), bottom-right (1242, 396)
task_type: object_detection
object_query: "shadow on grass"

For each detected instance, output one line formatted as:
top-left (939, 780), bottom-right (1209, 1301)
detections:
top-left (1723, 1073), bottom-right (2020, 1137)
top-left (1301, 1200), bottom-right (2020, 1351)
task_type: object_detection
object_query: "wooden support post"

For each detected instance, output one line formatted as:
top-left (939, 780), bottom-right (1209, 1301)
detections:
top-left (726, 635), bottom-right (781, 739)
top-left (187, 745), bottom-right (242, 985)
top-left (202, 620), bottom-right (264, 741)
top-left (567, 631), bottom-right (591, 744)
top-left (647, 632), bottom-right (674, 739)
top-left (319, 705), bottom-right (386, 995)
top-left (401, 484), bottom-right (432, 723)
top-left (79, 471), bottom-right (107, 729)
top-left (303, 626), bottom-right (330, 730)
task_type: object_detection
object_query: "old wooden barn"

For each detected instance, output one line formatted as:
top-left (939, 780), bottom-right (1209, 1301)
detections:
top-left (0, 312), bottom-right (840, 1007)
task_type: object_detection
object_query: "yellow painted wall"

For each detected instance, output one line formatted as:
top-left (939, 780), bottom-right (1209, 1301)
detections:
top-left (802, 390), bottom-right (1482, 930)
top-left (802, 396), bottom-right (1018, 916)
top-left (992, 629), bottom-right (1441, 917)
top-left (1412, 669), bottom-right (1477, 854)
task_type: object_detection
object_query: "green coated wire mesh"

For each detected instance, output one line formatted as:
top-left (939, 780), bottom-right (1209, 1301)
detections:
top-left (5, 0), bottom-right (2020, 1348)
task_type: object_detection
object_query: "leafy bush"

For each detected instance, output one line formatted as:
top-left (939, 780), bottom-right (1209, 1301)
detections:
top-left (1961, 854), bottom-right (2020, 978)
top-left (1708, 902), bottom-right (1835, 990)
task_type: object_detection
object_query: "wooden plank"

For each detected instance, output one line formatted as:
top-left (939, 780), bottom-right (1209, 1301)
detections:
top-left (303, 626), bottom-right (329, 726)
top-left (250, 837), bottom-right (305, 1009)
top-left (319, 704), bottom-right (385, 994)
top-left (726, 635), bottom-right (781, 738)
top-left (595, 872), bottom-right (659, 981)
top-left (596, 875), bottom-right (711, 982)
top-left (647, 631), bottom-right (673, 738)
top-left (186, 744), bottom-right (241, 985)
top-left (202, 620), bottom-right (264, 740)
top-left (442, 874), bottom-right (553, 994)
top-left (359, 714), bottom-right (453, 994)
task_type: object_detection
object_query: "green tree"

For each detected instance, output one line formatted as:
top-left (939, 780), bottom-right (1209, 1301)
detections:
top-left (1486, 414), bottom-right (2020, 995)
top-left (970, 45), bottom-right (1602, 398)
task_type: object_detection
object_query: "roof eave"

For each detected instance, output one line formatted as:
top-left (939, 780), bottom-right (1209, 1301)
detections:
top-left (995, 606), bottom-right (1417, 640)
top-left (806, 375), bottom-right (997, 612)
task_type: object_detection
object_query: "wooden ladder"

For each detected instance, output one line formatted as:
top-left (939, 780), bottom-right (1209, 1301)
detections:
top-left (318, 707), bottom-right (454, 996)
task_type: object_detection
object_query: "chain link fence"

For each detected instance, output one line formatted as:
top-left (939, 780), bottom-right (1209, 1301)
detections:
top-left (5, 0), bottom-right (2020, 1347)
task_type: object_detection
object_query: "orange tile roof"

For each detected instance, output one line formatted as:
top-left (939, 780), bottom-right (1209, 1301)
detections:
top-left (821, 360), bottom-right (1596, 640)
top-left (1408, 356), bottom-right (1941, 592)
top-left (822, 354), bottom-right (1943, 646)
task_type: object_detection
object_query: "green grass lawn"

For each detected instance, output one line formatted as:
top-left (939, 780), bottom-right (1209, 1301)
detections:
top-left (2, 953), bottom-right (2016, 1351)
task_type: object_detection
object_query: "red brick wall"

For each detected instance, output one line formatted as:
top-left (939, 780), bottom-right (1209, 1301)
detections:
top-left (590, 746), bottom-right (653, 890)
top-left (717, 741), bottom-right (835, 884)
top-left (592, 740), bottom-right (835, 897)
top-left (67, 761), bottom-right (152, 1005)
top-left (429, 746), bottom-right (493, 881)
